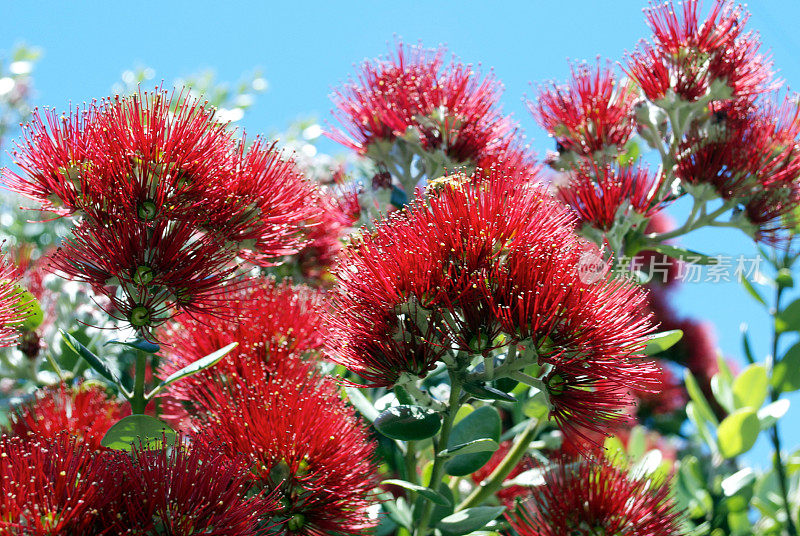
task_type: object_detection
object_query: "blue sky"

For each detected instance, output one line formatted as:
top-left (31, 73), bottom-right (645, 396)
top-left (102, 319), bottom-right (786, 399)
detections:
top-left (3, 0), bottom-right (800, 462)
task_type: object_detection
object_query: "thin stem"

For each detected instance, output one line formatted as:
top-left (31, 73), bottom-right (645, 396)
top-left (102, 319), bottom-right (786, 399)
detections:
top-left (645, 199), bottom-right (734, 244)
top-left (405, 441), bottom-right (418, 486)
top-left (414, 370), bottom-right (463, 536)
top-left (457, 418), bottom-right (541, 511)
top-left (130, 349), bottom-right (148, 414)
top-left (768, 284), bottom-right (798, 536)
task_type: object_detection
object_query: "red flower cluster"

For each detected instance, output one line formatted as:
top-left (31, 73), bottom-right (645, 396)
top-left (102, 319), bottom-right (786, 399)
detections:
top-left (157, 278), bottom-right (325, 424)
top-left (626, 0), bottom-right (775, 102)
top-left (0, 434), bottom-right (115, 535)
top-left (0, 432), bottom-right (275, 535)
top-left (5, 90), bottom-right (315, 332)
top-left (330, 42), bottom-right (526, 167)
top-left (533, 62), bottom-right (637, 156)
top-left (506, 456), bottom-right (682, 535)
top-left (557, 161), bottom-right (668, 231)
top-left (104, 440), bottom-right (273, 535)
top-left (6, 383), bottom-right (127, 450)
top-left (327, 168), bottom-right (659, 443)
top-left (678, 98), bottom-right (800, 241)
top-left (188, 357), bottom-right (380, 536)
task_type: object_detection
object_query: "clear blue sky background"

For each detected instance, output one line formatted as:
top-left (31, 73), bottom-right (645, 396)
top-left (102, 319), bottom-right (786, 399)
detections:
top-left (2, 0), bottom-right (800, 464)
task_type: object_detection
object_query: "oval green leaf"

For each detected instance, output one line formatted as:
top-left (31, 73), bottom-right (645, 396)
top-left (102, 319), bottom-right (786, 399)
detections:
top-left (374, 405), bottom-right (442, 441)
top-left (732, 364), bottom-right (768, 410)
top-left (462, 381), bottom-right (516, 402)
top-left (772, 342), bottom-right (800, 394)
top-left (643, 329), bottom-right (683, 355)
top-left (105, 338), bottom-right (160, 354)
top-left (60, 330), bottom-right (121, 385)
top-left (717, 408), bottom-right (760, 459)
top-left (147, 342), bottom-right (237, 398)
top-left (444, 406), bottom-right (501, 476)
top-left (437, 506), bottom-right (505, 536)
top-left (100, 414), bottom-right (177, 451)
top-left (381, 479), bottom-right (451, 507)
top-left (441, 438), bottom-right (499, 458)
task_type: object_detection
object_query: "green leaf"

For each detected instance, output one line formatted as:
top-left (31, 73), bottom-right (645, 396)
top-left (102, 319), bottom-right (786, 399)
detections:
top-left (382, 479), bottom-right (452, 507)
top-left (105, 338), bottom-right (160, 354)
top-left (430, 484), bottom-right (456, 526)
top-left (650, 244), bottom-right (718, 265)
top-left (721, 468), bottom-right (756, 497)
top-left (60, 330), bottom-right (121, 386)
top-left (437, 506), bottom-right (505, 536)
top-left (146, 342), bottom-right (236, 398)
top-left (629, 449), bottom-right (664, 480)
top-left (741, 276), bottom-right (767, 307)
top-left (444, 406), bottom-right (501, 476)
top-left (732, 364), bottom-right (768, 410)
top-left (684, 370), bottom-right (719, 426)
top-left (462, 381), bottom-right (516, 402)
top-left (711, 372), bottom-right (735, 414)
top-left (441, 438), bottom-right (499, 458)
top-left (627, 426), bottom-right (647, 460)
top-left (742, 329), bottom-right (756, 364)
top-left (717, 408), bottom-right (760, 458)
top-left (618, 138), bottom-right (641, 166)
top-left (772, 342), bottom-right (800, 394)
top-left (642, 330), bottom-right (683, 355)
top-left (100, 415), bottom-right (176, 451)
top-left (374, 405), bottom-right (442, 441)
top-left (776, 298), bottom-right (800, 333)
top-left (757, 399), bottom-right (790, 431)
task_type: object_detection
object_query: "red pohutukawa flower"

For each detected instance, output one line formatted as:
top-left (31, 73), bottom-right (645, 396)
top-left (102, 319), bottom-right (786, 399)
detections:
top-left (506, 457), bottom-right (682, 536)
top-left (103, 440), bottom-right (274, 536)
top-left (677, 97), bottom-right (800, 241)
top-left (327, 168), bottom-right (659, 443)
top-left (625, 0), bottom-right (775, 102)
top-left (330, 42), bottom-right (520, 166)
top-left (4, 89), bottom-right (316, 332)
top-left (0, 253), bottom-right (32, 347)
top-left (532, 62), bottom-right (637, 156)
top-left (189, 356), bottom-right (379, 536)
top-left (0, 433), bottom-right (115, 535)
top-left (6, 383), bottom-right (127, 450)
top-left (156, 278), bottom-right (325, 421)
top-left (557, 162), bottom-right (668, 231)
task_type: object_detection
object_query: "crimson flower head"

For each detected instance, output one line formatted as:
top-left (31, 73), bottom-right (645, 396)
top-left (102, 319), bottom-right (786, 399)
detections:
top-left (189, 356), bottom-right (379, 536)
top-left (557, 161), bottom-right (668, 231)
top-left (6, 383), bottom-right (127, 450)
top-left (532, 62), bottom-right (637, 157)
top-left (677, 97), bottom-right (800, 242)
top-left (4, 89), bottom-right (316, 333)
top-left (506, 456), bottom-right (682, 536)
top-left (330, 41), bottom-right (520, 167)
top-left (626, 0), bottom-right (775, 102)
top-left (156, 277), bottom-right (325, 423)
top-left (103, 440), bottom-right (273, 536)
top-left (0, 433), bottom-right (115, 535)
top-left (327, 168), bottom-right (659, 445)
